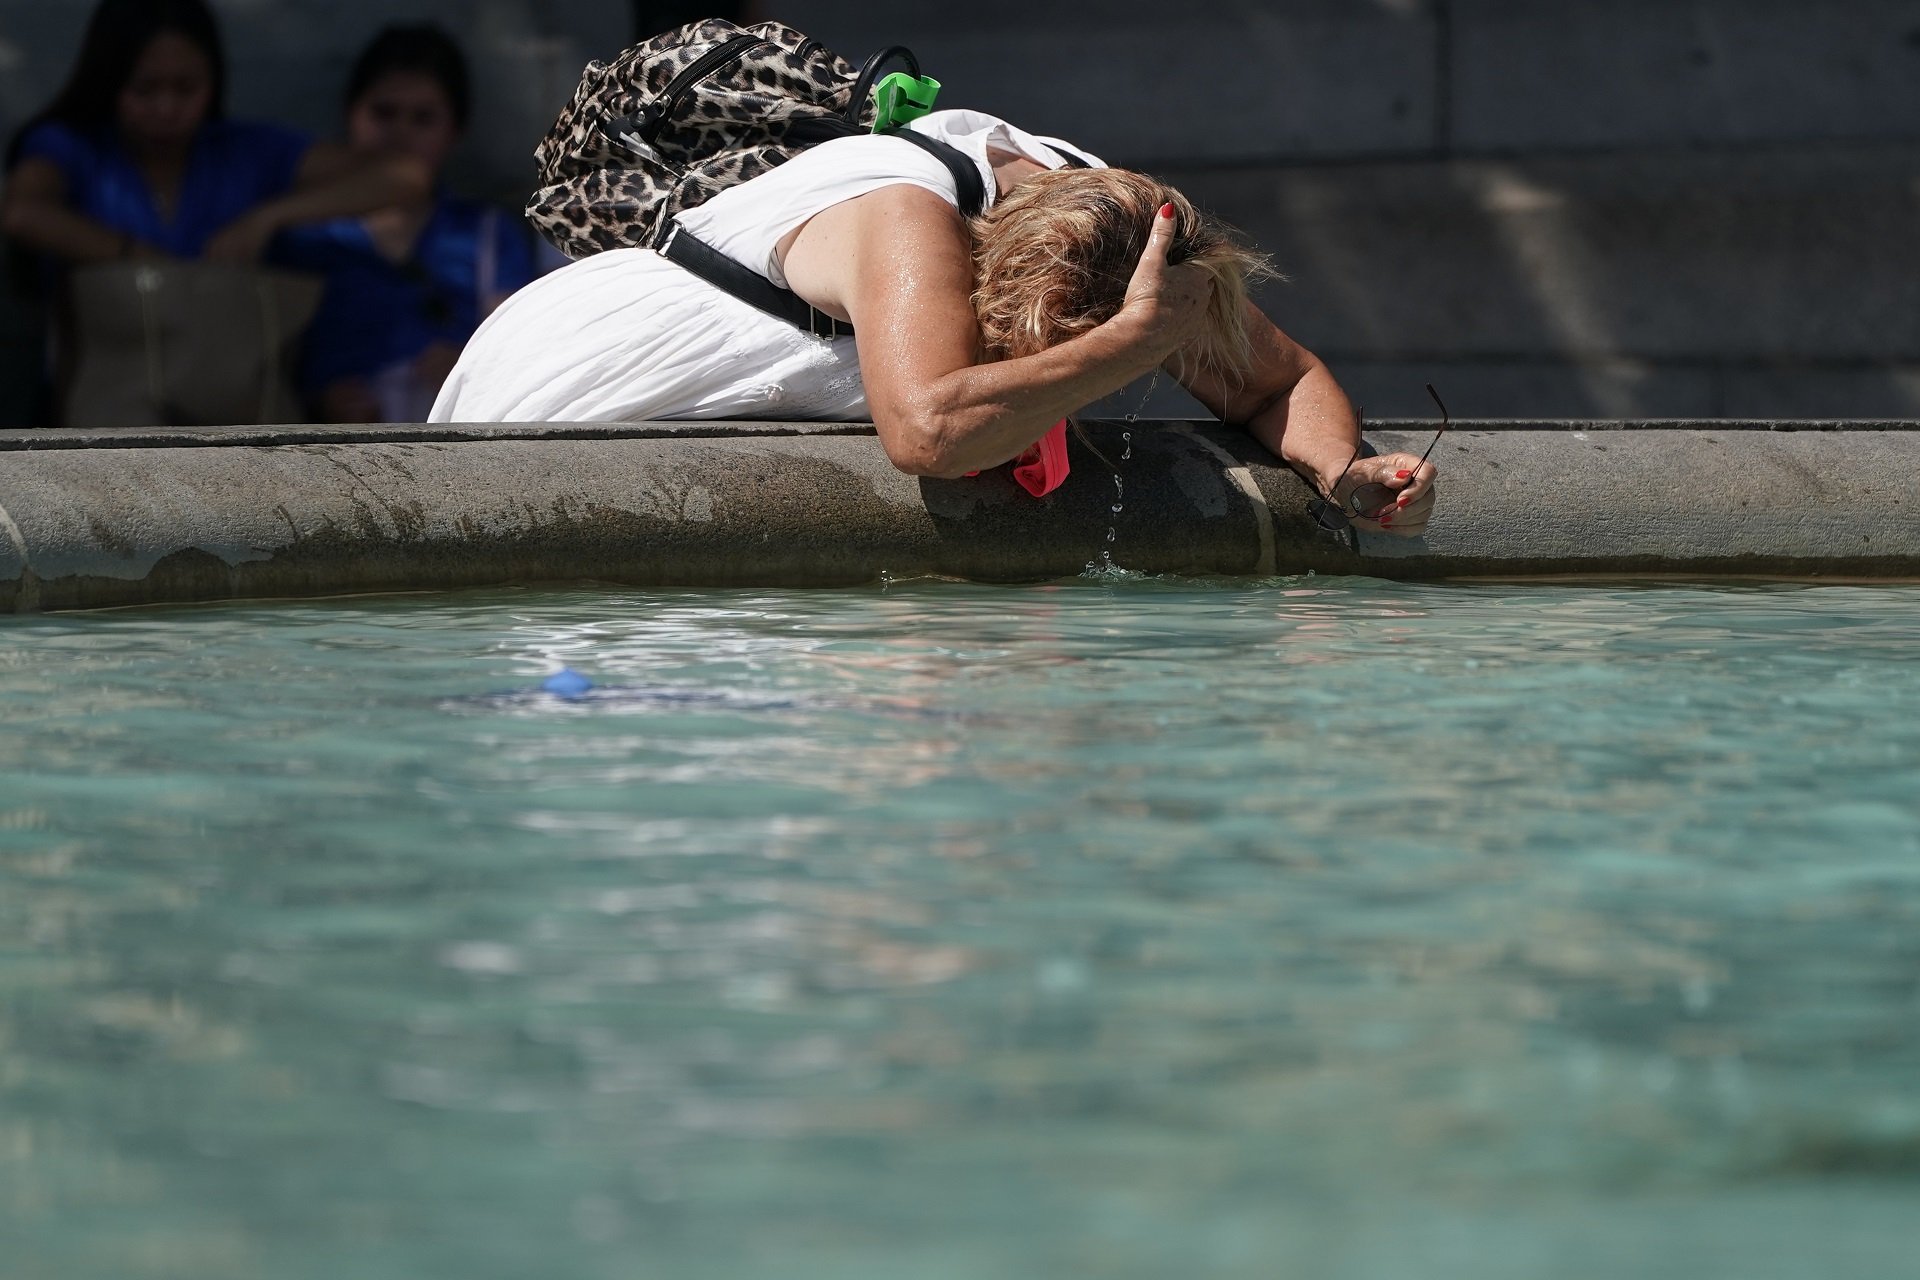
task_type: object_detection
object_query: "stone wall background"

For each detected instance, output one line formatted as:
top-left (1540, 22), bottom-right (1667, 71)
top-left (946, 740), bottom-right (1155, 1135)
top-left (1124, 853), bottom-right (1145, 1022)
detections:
top-left (4, 0), bottom-right (1919, 423)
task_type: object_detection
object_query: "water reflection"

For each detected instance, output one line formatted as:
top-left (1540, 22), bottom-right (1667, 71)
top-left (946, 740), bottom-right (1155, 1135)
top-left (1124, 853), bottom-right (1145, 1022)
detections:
top-left (2, 580), bottom-right (1918, 1277)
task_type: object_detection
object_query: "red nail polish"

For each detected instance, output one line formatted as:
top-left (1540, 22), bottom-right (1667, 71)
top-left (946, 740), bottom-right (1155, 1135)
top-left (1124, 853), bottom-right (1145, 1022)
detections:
top-left (1397, 495), bottom-right (1410, 507)
top-left (1159, 202), bottom-right (1175, 218)
top-left (1395, 470), bottom-right (1412, 479)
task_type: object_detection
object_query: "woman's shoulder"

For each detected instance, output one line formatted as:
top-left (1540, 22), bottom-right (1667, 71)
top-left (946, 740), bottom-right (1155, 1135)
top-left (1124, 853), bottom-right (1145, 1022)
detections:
top-left (708, 130), bottom-right (965, 209)
top-left (676, 131), bottom-right (970, 283)
top-left (912, 109), bottom-right (1107, 171)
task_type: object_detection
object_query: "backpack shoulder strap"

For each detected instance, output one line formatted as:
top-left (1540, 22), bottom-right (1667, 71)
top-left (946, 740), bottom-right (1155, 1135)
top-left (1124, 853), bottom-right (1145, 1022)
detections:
top-left (1044, 141), bottom-right (1095, 169)
top-left (659, 224), bottom-right (853, 339)
top-left (889, 128), bottom-right (986, 218)
top-left (778, 120), bottom-right (986, 217)
top-left (658, 127), bottom-right (988, 338)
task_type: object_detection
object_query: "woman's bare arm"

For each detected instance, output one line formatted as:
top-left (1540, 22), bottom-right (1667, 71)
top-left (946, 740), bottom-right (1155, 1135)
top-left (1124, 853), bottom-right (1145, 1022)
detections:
top-left (2, 143), bottom-right (433, 265)
top-left (203, 142), bottom-right (433, 262)
top-left (1177, 301), bottom-right (1437, 535)
top-left (0, 157), bottom-right (147, 262)
top-left (782, 186), bottom-right (1210, 477)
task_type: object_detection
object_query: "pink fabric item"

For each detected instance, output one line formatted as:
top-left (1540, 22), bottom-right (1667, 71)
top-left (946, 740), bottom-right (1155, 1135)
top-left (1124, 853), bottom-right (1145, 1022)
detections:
top-left (964, 419), bottom-right (1071, 495)
top-left (1010, 418), bottom-right (1071, 496)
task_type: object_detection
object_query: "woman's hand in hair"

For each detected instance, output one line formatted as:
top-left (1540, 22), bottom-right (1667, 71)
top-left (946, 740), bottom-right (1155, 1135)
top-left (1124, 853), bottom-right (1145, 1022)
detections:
top-left (1111, 203), bottom-right (1213, 361)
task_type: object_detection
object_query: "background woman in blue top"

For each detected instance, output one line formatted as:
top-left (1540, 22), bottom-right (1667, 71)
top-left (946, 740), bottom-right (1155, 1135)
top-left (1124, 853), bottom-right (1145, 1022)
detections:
top-left (0, 0), bottom-right (430, 268)
top-left (280, 25), bottom-right (535, 423)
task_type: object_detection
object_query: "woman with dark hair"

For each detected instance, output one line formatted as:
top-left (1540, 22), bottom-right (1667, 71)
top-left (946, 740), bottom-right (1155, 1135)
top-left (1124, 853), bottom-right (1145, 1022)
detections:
top-left (278, 24), bottom-right (535, 423)
top-left (0, 0), bottom-right (429, 268)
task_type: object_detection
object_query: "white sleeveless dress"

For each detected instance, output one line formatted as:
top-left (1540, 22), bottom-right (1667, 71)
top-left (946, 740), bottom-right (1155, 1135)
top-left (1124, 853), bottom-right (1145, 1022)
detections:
top-left (428, 110), bottom-right (1102, 424)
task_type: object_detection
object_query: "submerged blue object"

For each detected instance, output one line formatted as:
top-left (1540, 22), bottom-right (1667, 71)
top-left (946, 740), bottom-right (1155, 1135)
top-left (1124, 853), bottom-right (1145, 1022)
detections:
top-left (540, 668), bottom-right (594, 698)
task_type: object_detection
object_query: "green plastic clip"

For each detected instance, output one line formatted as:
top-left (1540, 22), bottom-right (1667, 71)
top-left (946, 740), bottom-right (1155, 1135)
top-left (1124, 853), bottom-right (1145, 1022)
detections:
top-left (870, 71), bottom-right (941, 132)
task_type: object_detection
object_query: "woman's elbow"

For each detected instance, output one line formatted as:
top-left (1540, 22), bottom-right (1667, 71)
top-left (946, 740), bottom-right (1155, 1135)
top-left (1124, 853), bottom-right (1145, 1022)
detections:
top-left (875, 406), bottom-right (971, 478)
top-left (880, 434), bottom-right (964, 479)
top-left (905, 456), bottom-right (978, 480)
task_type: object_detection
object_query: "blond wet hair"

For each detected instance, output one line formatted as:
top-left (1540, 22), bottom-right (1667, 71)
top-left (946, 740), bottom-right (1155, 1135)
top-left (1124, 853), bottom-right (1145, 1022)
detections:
top-left (969, 167), bottom-right (1274, 383)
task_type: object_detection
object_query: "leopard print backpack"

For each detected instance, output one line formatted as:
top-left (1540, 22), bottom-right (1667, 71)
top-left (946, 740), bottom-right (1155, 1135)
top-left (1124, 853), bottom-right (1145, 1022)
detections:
top-left (528, 19), bottom-right (944, 260)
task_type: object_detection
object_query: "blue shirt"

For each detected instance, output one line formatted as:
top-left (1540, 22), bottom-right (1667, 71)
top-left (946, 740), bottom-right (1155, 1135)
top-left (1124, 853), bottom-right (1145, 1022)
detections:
top-left (14, 118), bottom-right (310, 258)
top-left (277, 196), bottom-right (536, 394)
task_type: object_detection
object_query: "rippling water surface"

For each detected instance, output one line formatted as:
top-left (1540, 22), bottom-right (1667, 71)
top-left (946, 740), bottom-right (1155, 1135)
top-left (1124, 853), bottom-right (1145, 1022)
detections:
top-left (3, 578), bottom-right (1917, 1279)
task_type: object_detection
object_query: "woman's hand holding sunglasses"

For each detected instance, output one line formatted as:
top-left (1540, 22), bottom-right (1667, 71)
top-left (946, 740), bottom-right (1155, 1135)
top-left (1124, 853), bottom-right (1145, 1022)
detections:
top-left (1305, 383), bottom-right (1447, 537)
top-left (1331, 451), bottom-right (1437, 535)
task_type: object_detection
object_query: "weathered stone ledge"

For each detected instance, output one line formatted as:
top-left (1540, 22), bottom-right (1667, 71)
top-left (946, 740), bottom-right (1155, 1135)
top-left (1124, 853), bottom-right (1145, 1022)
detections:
top-left (3, 420), bottom-right (1917, 612)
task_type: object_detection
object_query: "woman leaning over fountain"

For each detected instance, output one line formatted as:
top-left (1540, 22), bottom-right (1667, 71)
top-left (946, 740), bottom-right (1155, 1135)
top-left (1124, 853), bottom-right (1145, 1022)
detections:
top-left (432, 111), bottom-right (1436, 535)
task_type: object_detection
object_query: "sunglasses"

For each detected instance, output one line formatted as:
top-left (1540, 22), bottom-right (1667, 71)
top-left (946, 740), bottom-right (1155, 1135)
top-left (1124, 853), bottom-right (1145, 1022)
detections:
top-left (1307, 383), bottom-right (1449, 532)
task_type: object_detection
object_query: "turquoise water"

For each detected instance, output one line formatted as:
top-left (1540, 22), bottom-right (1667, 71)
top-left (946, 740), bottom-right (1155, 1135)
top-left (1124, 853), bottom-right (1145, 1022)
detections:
top-left (3, 578), bottom-right (1917, 1279)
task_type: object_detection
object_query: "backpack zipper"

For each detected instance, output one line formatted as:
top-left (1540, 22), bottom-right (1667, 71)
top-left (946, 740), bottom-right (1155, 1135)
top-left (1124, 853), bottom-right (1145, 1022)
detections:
top-left (638, 35), bottom-right (771, 143)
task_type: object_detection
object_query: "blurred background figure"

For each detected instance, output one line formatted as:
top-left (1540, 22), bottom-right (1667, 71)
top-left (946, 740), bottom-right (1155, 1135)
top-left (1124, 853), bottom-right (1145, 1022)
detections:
top-left (0, 0), bottom-right (428, 426)
top-left (279, 24), bottom-right (534, 423)
top-left (1, 0), bottom-right (425, 266)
